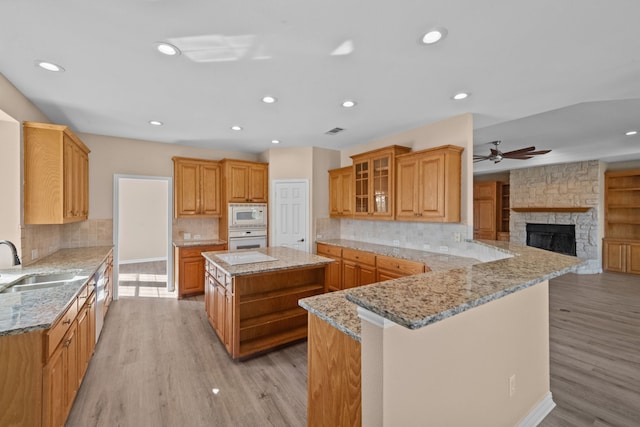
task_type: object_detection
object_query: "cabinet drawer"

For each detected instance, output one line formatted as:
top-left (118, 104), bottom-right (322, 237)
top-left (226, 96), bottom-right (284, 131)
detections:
top-left (376, 255), bottom-right (425, 276)
top-left (180, 246), bottom-right (209, 258)
top-left (317, 243), bottom-right (342, 258)
top-left (342, 248), bottom-right (376, 266)
top-left (45, 298), bottom-right (79, 359)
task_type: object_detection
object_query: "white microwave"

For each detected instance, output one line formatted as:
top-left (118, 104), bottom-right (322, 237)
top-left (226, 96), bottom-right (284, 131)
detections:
top-left (228, 203), bottom-right (267, 227)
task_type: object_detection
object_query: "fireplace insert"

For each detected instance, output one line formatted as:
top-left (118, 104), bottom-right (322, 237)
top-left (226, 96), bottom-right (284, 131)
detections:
top-left (526, 223), bottom-right (576, 256)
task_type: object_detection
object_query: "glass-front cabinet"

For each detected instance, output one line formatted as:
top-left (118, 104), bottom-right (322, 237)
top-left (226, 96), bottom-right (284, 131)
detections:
top-left (351, 145), bottom-right (411, 220)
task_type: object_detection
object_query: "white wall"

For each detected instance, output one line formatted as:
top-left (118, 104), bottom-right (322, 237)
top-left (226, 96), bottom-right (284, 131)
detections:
top-left (0, 114), bottom-right (21, 267)
top-left (118, 178), bottom-right (168, 262)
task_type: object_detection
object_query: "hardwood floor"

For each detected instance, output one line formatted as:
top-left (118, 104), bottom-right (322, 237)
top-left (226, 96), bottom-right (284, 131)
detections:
top-left (67, 272), bottom-right (640, 426)
top-left (541, 272), bottom-right (640, 427)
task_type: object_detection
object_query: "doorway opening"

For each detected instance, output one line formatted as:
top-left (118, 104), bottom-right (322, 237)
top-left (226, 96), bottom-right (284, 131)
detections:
top-left (113, 175), bottom-right (173, 299)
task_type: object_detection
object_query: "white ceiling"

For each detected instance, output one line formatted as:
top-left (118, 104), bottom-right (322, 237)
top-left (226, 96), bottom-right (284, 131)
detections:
top-left (1, 0), bottom-right (639, 174)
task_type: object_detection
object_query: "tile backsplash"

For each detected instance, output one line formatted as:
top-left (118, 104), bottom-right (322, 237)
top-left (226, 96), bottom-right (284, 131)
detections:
top-left (172, 217), bottom-right (219, 241)
top-left (21, 219), bottom-right (113, 266)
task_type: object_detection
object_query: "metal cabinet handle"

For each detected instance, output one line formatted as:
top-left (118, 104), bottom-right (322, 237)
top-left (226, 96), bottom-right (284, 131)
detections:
top-left (64, 338), bottom-right (72, 347)
top-left (297, 238), bottom-right (305, 242)
top-left (63, 319), bottom-right (71, 325)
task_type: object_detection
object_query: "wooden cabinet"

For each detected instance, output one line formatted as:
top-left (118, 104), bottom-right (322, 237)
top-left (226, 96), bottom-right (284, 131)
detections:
top-left (329, 166), bottom-right (354, 217)
top-left (603, 240), bottom-right (640, 275)
top-left (316, 243), bottom-right (343, 291)
top-left (317, 243), bottom-right (428, 290)
top-left (396, 145), bottom-right (463, 222)
top-left (205, 259), bottom-right (326, 359)
top-left (351, 145), bottom-right (411, 220)
top-left (307, 313), bottom-right (361, 427)
top-left (175, 244), bottom-right (226, 298)
top-left (221, 159), bottom-right (268, 203)
top-left (342, 248), bottom-right (376, 289)
top-left (24, 121), bottom-right (90, 224)
top-left (603, 169), bottom-right (640, 275)
top-left (376, 254), bottom-right (427, 281)
top-left (472, 181), bottom-right (511, 240)
top-left (103, 251), bottom-right (114, 316)
top-left (173, 157), bottom-right (222, 218)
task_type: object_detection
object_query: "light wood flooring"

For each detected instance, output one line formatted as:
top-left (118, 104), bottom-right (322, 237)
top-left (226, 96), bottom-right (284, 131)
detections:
top-left (67, 272), bottom-right (640, 427)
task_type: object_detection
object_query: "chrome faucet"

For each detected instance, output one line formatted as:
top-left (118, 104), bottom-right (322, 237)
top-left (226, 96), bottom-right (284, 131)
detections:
top-left (0, 240), bottom-right (21, 266)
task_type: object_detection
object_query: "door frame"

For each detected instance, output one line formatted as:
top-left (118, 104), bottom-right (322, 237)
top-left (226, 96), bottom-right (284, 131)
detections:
top-left (113, 174), bottom-right (173, 299)
top-left (271, 179), bottom-right (310, 252)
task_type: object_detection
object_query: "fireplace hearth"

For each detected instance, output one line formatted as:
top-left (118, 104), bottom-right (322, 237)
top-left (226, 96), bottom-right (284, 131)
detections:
top-left (526, 223), bottom-right (576, 256)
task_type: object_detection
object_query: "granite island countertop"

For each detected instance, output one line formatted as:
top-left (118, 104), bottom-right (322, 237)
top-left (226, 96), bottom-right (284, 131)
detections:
top-left (0, 246), bottom-right (113, 336)
top-left (299, 240), bottom-right (584, 341)
top-left (202, 246), bottom-right (334, 277)
top-left (173, 239), bottom-right (227, 248)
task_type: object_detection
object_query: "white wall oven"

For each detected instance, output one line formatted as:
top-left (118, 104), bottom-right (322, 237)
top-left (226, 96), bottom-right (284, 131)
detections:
top-left (228, 203), bottom-right (267, 250)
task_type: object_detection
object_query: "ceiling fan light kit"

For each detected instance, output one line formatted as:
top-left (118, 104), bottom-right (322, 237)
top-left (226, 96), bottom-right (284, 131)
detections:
top-left (473, 140), bottom-right (551, 164)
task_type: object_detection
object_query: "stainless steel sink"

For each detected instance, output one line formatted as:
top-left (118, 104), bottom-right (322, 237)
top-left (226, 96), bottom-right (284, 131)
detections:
top-left (1, 271), bottom-right (89, 293)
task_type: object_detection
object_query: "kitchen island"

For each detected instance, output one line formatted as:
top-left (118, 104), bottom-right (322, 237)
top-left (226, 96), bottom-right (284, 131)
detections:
top-left (202, 246), bottom-right (333, 360)
top-left (300, 240), bottom-right (584, 427)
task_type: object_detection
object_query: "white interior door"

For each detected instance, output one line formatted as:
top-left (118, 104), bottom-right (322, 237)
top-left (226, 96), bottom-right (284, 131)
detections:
top-left (272, 180), bottom-right (309, 252)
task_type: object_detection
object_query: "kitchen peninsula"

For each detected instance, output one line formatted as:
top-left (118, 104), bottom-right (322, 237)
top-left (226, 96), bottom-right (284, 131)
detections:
top-left (300, 240), bottom-right (584, 427)
top-left (202, 246), bottom-right (333, 359)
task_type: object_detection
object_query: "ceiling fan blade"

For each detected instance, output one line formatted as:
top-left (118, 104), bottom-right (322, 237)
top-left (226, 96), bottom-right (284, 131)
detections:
top-left (501, 146), bottom-right (536, 156)
top-left (525, 150), bottom-right (552, 156)
top-left (504, 155), bottom-right (534, 160)
top-left (473, 156), bottom-right (490, 163)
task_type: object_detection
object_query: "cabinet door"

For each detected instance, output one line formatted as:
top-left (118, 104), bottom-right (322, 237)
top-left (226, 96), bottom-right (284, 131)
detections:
top-left (353, 160), bottom-right (370, 217)
top-left (43, 345), bottom-right (66, 427)
top-left (76, 305), bottom-right (90, 381)
top-left (376, 269), bottom-right (402, 282)
top-left (358, 265), bottom-right (376, 286)
top-left (227, 163), bottom-right (250, 202)
top-left (88, 293), bottom-right (96, 355)
top-left (474, 199), bottom-right (496, 240)
top-left (604, 241), bottom-right (626, 272)
top-left (370, 154), bottom-right (393, 218)
top-left (175, 162), bottom-right (200, 216)
top-left (339, 168), bottom-right (354, 216)
top-left (180, 257), bottom-right (205, 296)
top-left (418, 153), bottom-right (446, 219)
top-left (627, 243), bottom-right (640, 275)
top-left (214, 280), bottom-right (226, 341)
top-left (63, 137), bottom-right (75, 220)
top-left (64, 322), bottom-right (79, 415)
top-left (329, 171), bottom-right (342, 217)
top-left (248, 164), bottom-right (268, 202)
top-left (342, 260), bottom-right (358, 289)
top-left (396, 158), bottom-right (419, 220)
top-left (224, 290), bottom-right (233, 353)
top-left (201, 162), bottom-right (221, 216)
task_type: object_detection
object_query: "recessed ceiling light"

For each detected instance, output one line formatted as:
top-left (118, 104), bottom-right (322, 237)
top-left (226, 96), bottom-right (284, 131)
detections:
top-left (420, 27), bottom-right (448, 45)
top-left (262, 96), bottom-right (277, 104)
top-left (271, 139), bottom-right (280, 144)
top-left (452, 92), bottom-right (470, 100)
top-left (625, 130), bottom-right (638, 136)
top-left (36, 61), bottom-right (64, 72)
top-left (231, 125), bottom-right (243, 131)
top-left (155, 42), bottom-right (181, 56)
top-left (342, 100), bottom-right (357, 108)
top-left (149, 120), bottom-right (163, 126)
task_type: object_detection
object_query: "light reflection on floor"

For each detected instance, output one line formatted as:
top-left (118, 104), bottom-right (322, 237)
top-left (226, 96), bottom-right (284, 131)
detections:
top-left (118, 261), bottom-right (176, 299)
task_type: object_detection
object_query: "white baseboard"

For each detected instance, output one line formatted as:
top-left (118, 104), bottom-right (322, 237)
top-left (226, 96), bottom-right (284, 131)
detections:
top-left (118, 257), bottom-right (167, 265)
top-left (518, 392), bottom-right (556, 427)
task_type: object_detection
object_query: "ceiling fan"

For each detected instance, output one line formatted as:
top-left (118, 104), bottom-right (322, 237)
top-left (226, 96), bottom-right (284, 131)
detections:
top-left (473, 141), bottom-right (551, 163)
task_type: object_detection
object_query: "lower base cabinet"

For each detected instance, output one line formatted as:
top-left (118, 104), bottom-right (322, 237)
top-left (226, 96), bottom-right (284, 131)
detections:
top-left (175, 244), bottom-right (226, 298)
top-left (307, 313), bottom-right (361, 427)
top-left (603, 239), bottom-right (640, 275)
top-left (0, 284), bottom-right (97, 427)
top-left (205, 260), bottom-right (327, 359)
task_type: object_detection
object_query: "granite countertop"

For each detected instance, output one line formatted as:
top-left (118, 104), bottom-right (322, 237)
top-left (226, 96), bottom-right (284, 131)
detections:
top-left (202, 246), bottom-right (334, 277)
top-left (299, 240), bottom-right (584, 339)
top-left (173, 239), bottom-right (227, 248)
top-left (0, 246), bottom-right (113, 336)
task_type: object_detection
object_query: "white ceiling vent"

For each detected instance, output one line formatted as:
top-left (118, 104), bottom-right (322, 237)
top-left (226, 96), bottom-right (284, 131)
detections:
top-left (325, 127), bottom-right (345, 135)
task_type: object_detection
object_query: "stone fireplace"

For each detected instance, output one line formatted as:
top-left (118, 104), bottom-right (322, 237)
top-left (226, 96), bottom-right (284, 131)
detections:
top-left (510, 160), bottom-right (604, 274)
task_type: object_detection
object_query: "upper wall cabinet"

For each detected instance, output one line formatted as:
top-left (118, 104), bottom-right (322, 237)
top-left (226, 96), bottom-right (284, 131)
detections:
top-left (173, 157), bottom-right (221, 218)
top-left (350, 145), bottom-right (411, 220)
top-left (395, 145), bottom-right (463, 223)
top-left (221, 159), bottom-right (268, 203)
top-left (24, 121), bottom-right (90, 224)
top-left (328, 166), bottom-right (354, 218)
